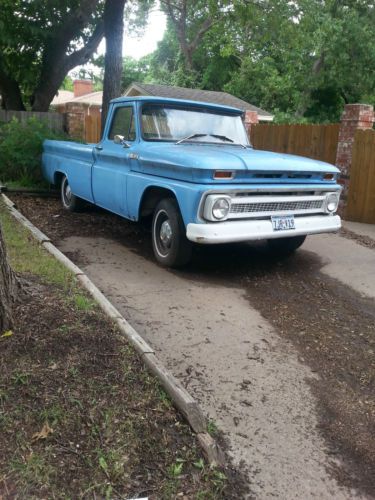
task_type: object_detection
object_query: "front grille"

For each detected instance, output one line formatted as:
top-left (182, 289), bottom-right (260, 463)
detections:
top-left (230, 199), bottom-right (323, 214)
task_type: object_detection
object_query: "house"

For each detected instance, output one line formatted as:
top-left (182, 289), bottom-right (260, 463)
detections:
top-left (124, 82), bottom-right (274, 123)
top-left (51, 80), bottom-right (102, 119)
top-left (52, 80), bottom-right (272, 141)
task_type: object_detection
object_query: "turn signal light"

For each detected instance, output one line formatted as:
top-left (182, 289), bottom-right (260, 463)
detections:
top-left (323, 173), bottom-right (334, 180)
top-left (214, 171), bottom-right (234, 180)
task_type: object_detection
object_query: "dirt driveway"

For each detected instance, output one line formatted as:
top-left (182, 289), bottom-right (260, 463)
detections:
top-left (10, 195), bottom-right (375, 499)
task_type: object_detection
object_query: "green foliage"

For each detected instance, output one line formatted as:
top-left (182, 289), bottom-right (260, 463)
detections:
top-left (147, 0), bottom-right (375, 123)
top-left (121, 56), bottom-right (150, 90)
top-left (60, 76), bottom-right (74, 92)
top-left (0, 117), bottom-right (65, 185)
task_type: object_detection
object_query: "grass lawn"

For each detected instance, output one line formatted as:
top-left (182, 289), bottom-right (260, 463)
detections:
top-left (0, 203), bottom-right (245, 499)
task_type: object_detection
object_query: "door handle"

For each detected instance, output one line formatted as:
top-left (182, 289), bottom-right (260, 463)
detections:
top-left (95, 145), bottom-right (103, 150)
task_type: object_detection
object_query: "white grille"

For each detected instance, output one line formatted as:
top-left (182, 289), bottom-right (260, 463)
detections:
top-left (230, 199), bottom-right (323, 214)
top-left (227, 194), bottom-right (327, 219)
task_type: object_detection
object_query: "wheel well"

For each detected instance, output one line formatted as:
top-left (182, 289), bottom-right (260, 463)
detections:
top-left (139, 187), bottom-right (177, 218)
top-left (54, 171), bottom-right (65, 187)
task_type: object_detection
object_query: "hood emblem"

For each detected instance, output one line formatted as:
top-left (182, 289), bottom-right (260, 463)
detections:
top-left (128, 153), bottom-right (139, 160)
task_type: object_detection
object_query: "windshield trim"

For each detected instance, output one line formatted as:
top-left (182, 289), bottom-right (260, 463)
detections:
top-left (139, 103), bottom-right (249, 145)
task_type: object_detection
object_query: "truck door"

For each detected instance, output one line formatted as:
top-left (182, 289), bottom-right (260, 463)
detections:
top-left (92, 103), bottom-right (136, 216)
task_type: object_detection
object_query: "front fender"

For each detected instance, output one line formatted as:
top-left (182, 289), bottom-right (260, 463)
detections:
top-left (126, 172), bottom-right (204, 226)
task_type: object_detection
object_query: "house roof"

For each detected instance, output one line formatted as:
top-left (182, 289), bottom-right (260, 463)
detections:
top-left (51, 90), bottom-right (102, 107)
top-left (69, 91), bottom-right (103, 106)
top-left (124, 82), bottom-right (273, 121)
top-left (51, 90), bottom-right (74, 106)
top-left (111, 96), bottom-right (243, 115)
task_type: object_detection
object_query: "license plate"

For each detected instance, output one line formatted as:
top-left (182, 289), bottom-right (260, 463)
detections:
top-left (271, 215), bottom-right (295, 231)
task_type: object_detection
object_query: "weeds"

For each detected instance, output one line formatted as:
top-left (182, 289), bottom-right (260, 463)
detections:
top-left (207, 419), bottom-right (219, 437)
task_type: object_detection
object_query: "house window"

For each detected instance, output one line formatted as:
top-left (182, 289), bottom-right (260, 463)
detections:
top-left (108, 106), bottom-right (136, 141)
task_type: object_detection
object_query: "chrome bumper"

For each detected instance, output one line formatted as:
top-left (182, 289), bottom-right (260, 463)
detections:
top-left (186, 215), bottom-right (341, 244)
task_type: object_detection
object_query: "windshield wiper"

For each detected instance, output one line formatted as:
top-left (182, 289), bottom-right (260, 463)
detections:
top-left (209, 134), bottom-right (248, 148)
top-left (209, 134), bottom-right (234, 143)
top-left (175, 133), bottom-right (207, 144)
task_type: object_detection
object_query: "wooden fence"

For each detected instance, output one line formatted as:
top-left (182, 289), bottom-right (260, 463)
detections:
top-left (346, 129), bottom-right (375, 223)
top-left (85, 114), bottom-right (101, 143)
top-left (0, 110), bottom-right (66, 134)
top-left (251, 123), bottom-right (340, 165)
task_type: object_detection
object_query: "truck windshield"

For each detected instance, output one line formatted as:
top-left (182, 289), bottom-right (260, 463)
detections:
top-left (141, 105), bottom-right (249, 146)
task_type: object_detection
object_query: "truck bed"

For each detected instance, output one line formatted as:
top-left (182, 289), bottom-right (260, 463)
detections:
top-left (42, 140), bottom-right (95, 202)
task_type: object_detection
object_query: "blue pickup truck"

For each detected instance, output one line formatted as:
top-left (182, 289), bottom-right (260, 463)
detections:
top-left (42, 96), bottom-right (341, 267)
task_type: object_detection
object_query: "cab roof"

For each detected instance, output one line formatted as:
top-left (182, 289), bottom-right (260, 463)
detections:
top-left (110, 95), bottom-right (244, 115)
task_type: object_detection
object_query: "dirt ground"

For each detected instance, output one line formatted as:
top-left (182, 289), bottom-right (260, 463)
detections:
top-left (8, 194), bottom-right (375, 499)
top-left (0, 201), bottom-right (249, 499)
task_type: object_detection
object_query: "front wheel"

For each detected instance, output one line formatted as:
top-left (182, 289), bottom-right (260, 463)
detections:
top-left (152, 198), bottom-right (192, 268)
top-left (267, 235), bottom-right (306, 255)
top-left (61, 176), bottom-right (84, 212)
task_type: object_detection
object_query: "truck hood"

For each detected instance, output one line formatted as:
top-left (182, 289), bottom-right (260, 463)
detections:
top-left (136, 142), bottom-right (339, 184)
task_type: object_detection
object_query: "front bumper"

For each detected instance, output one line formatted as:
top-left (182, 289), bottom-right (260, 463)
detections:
top-left (186, 214), bottom-right (341, 244)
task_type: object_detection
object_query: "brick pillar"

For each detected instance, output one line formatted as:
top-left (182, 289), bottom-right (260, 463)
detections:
top-left (65, 103), bottom-right (85, 140)
top-left (336, 104), bottom-right (374, 205)
top-left (243, 110), bottom-right (259, 139)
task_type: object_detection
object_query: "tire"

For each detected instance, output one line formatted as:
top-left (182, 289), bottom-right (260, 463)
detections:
top-left (152, 198), bottom-right (192, 268)
top-left (61, 176), bottom-right (84, 212)
top-left (267, 235), bottom-right (306, 255)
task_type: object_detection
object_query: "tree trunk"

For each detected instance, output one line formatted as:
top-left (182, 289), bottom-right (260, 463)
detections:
top-left (160, 0), bottom-right (215, 73)
top-left (0, 57), bottom-right (26, 111)
top-left (0, 223), bottom-right (18, 333)
top-left (101, 0), bottom-right (127, 132)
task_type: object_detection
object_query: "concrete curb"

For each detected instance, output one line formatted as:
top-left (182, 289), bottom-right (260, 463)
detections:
top-left (0, 193), bottom-right (225, 466)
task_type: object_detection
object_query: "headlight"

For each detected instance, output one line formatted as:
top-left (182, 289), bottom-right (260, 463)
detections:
top-left (212, 198), bottom-right (230, 220)
top-left (203, 195), bottom-right (231, 221)
top-left (325, 192), bottom-right (339, 213)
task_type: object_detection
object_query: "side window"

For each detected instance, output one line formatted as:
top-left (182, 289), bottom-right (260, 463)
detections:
top-left (108, 107), bottom-right (136, 141)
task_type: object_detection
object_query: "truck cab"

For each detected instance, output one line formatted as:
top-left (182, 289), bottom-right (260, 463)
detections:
top-left (42, 96), bottom-right (341, 267)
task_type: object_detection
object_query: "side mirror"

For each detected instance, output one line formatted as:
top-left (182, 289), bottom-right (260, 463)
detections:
top-left (114, 134), bottom-right (130, 148)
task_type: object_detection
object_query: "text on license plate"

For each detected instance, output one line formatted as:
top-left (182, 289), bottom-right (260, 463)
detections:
top-left (271, 215), bottom-right (295, 231)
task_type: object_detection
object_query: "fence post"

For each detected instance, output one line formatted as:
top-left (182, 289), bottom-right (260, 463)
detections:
top-left (244, 111), bottom-right (259, 140)
top-left (336, 104), bottom-right (374, 210)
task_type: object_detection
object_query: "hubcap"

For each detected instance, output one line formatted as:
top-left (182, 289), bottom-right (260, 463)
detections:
top-left (154, 210), bottom-right (173, 258)
top-left (65, 183), bottom-right (72, 203)
top-left (160, 220), bottom-right (172, 246)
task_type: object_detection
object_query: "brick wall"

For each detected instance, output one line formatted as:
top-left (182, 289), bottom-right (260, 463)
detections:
top-left (336, 104), bottom-right (374, 203)
top-left (244, 110), bottom-right (259, 137)
top-left (65, 103), bottom-right (85, 140)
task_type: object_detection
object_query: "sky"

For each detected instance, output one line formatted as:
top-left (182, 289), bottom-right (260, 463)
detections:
top-left (124, 8), bottom-right (167, 59)
top-left (70, 6), bottom-right (166, 79)
top-left (98, 7), bottom-right (167, 60)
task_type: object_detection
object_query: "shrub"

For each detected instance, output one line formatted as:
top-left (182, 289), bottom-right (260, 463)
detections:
top-left (0, 117), bottom-right (66, 187)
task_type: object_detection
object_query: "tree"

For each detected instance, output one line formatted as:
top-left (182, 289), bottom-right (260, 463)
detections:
top-left (159, 0), bottom-right (225, 74)
top-left (0, 0), bottom-right (105, 111)
top-left (223, 0), bottom-right (375, 122)
top-left (150, 0), bottom-right (375, 122)
top-left (101, 0), bottom-right (127, 130)
top-left (0, 223), bottom-right (18, 333)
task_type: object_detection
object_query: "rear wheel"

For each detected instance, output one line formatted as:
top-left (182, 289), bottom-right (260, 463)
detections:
top-left (61, 176), bottom-right (84, 212)
top-left (152, 198), bottom-right (192, 268)
top-left (267, 235), bottom-right (306, 255)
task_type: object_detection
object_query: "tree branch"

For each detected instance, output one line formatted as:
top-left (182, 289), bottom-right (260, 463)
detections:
top-left (66, 21), bottom-right (105, 69)
top-left (188, 16), bottom-right (214, 52)
top-left (31, 1), bottom-right (104, 111)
